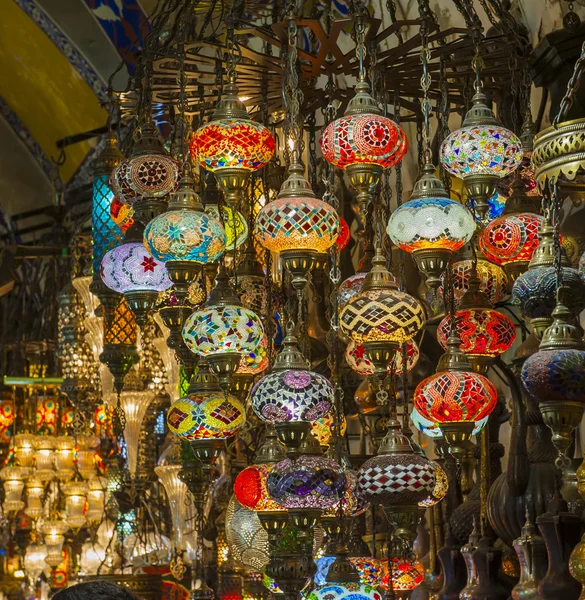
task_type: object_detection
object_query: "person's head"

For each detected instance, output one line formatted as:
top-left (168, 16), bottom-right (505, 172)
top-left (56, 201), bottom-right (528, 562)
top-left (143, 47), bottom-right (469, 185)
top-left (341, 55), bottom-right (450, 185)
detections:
top-left (51, 581), bottom-right (140, 600)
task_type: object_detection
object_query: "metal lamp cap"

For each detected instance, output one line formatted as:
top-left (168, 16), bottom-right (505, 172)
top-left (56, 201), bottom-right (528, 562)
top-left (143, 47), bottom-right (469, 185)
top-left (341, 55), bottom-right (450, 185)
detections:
top-left (361, 248), bottom-right (398, 292)
top-left (528, 215), bottom-right (570, 269)
top-left (378, 418), bottom-right (416, 455)
top-left (539, 291), bottom-right (585, 351)
top-left (437, 332), bottom-right (473, 372)
top-left (131, 122), bottom-right (167, 157)
top-left (278, 160), bottom-right (316, 200)
top-left (212, 81), bottom-right (249, 120)
top-left (411, 163), bottom-right (449, 200)
top-left (168, 163), bottom-right (204, 211)
top-left (255, 426), bottom-right (287, 464)
top-left (345, 80), bottom-right (382, 116)
top-left (205, 267), bottom-right (242, 307)
top-left (462, 84), bottom-right (498, 128)
top-left (236, 238), bottom-right (264, 278)
top-left (502, 171), bottom-right (541, 215)
top-left (187, 361), bottom-right (222, 394)
top-left (93, 132), bottom-right (124, 176)
top-left (271, 333), bottom-right (310, 372)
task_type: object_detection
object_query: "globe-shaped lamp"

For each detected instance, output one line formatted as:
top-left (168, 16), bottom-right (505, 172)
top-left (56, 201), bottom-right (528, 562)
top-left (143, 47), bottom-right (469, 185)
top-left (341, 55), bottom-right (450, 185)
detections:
top-left (307, 583), bottom-right (383, 600)
top-left (418, 462), bottom-right (449, 508)
top-left (191, 80), bottom-right (275, 207)
top-left (387, 164), bottom-right (475, 289)
top-left (144, 168), bottom-right (226, 301)
top-left (101, 241), bottom-right (172, 327)
top-left (440, 80), bottom-right (522, 217)
top-left (345, 339), bottom-right (420, 377)
top-left (521, 296), bottom-right (585, 455)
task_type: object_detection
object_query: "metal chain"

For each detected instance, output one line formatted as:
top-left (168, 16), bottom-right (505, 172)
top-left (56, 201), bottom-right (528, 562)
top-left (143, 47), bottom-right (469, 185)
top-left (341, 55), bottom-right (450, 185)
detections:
top-left (285, 5), bottom-right (303, 160)
top-left (555, 41), bottom-right (585, 125)
top-left (439, 56), bottom-right (452, 196)
top-left (386, 0), bottom-right (404, 44)
top-left (420, 19), bottom-right (432, 165)
top-left (308, 112), bottom-right (318, 191)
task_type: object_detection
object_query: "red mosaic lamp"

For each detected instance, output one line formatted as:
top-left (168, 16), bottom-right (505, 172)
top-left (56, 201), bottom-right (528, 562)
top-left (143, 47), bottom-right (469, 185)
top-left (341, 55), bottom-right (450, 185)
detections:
top-left (479, 172), bottom-right (543, 282)
top-left (320, 79), bottom-right (407, 228)
top-left (437, 264), bottom-right (516, 373)
top-left (191, 74), bottom-right (275, 208)
top-left (413, 328), bottom-right (498, 460)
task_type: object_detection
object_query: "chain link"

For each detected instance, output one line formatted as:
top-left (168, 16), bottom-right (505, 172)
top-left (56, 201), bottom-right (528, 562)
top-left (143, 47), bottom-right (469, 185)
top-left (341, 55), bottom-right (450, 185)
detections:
top-left (555, 41), bottom-right (585, 125)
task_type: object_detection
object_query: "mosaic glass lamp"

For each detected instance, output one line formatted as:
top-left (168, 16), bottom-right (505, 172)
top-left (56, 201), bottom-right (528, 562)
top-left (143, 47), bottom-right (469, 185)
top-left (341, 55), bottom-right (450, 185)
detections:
top-left (143, 165), bottom-right (226, 301)
top-left (440, 257), bottom-right (508, 308)
top-left (418, 462), bottom-right (449, 508)
top-left (319, 79), bottom-right (407, 227)
top-left (191, 77), bottom-right (275, 207)
top-left (225, 495), bottom-right (270, 572)
top-left (437, 266), bottom-right (516, 373)
top-left (92, 133), bottom-right (124, 278)
top-left (357, 419), bottom-right (434, 546)
top-left (255, 155), bottom-right (339, 293)
top-left (470, 191), bottom-right (506, 227)
top-left (126, 121), bottom-right (179, 201)
top-left (440, 78), bottom-right (522, 218)
top-left (521, 292), bottom-right (585, 455)
top-left (251, 331), bottom-right (334, 450)
top-left (340, 249), bottom-right (425, 379)
top-left (101, 240), bottom-right (172, 327)
top-left (512, 215), bottom-right (585, 339)
top-left (387, 163), bottom-right (475, 289)
top-left (167, 361), bottom-right (245, 442)
top-left (308, 583), bottom-right (382, 600)
top-left (410, 407), bottom-right (488, 439)
top-left (338, 272), bottom-right (369, 309)
top-left (381, 556), bottom-right (424, 592)
top-left (267, 446), bottom-right (346, 515)
top-left (413, 331), bottom-right (498, 459)
top-left (345, 339), bottom-right (420, 377)
top-left (182, 267), bottom-right (264, 390)
top-left (110, 197), bottom-right (134, 232)
top-left (479, 173), bottom-right (543, 282)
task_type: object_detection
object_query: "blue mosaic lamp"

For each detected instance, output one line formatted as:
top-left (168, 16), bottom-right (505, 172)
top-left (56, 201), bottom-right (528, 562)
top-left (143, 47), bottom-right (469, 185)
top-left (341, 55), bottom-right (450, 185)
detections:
top-left (144, 164), bottom-right (226, 302)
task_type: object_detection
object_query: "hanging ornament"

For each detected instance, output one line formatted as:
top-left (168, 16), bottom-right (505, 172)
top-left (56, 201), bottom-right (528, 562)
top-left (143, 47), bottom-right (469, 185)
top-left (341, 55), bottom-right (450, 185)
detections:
top-left (440, 256), bottom-right (508, 308)
top-left (182, 268), bottom-right (264, 390)
top-left (440, 66), bottom-right (522, 218)
top-left (345, 339), bottom-right (420, 377)
top-left (251, 332), bottom-right (334, 451)
top-left (413, 330), bottom-right (498, 459)
top-left (340, 249), bottom-right (425, 379)
top-left (101, 238), bottom-right (172, 327)
top-left (479, 173), bottom-right (543, 282)
top-left (144, 165), bottom-right (226, 301)
top-left (512, 214), bottom-right (585, 339)
top-left (437, 264), bottom-right (516, 373)
top-left (387, 163), bottom-right (476, 289)
top-left (521, 291), bottom-right (585, 455)
top-left (357, 419), bottom-right (435, 546)
top-left (191, 77), bottom-right (274, 207)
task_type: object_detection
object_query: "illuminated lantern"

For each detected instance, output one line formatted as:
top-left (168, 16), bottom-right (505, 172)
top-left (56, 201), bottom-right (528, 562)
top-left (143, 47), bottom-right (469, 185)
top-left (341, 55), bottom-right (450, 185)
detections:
top-left (440, 78), bottom-right (522, 218)
top-left (338, 272), bottom-right (369, 309)
top-left (387, 164), bottom-right (475, 289)
top-left (320, 79), bottom-right (407, 226)
top-left (437, 266), bottom-right (516, 373)
top-left (308, 583), bottom-right (382, 600)
top-left (512, 216), bottom-right (585, 339)
top-left (414, 332), bottom-right (498, 459)
top-left (101, 241), bottom-right (172, 327)
top-left (62, 479), bottom-right (88, 531)
top-left (336, 217), bottom-right (351, 252)
top-left (340, 250), bottom-right (425, 379)
top-left (182, 268), bottom-right (264, 390)
top-left (126, 122), bottom-right (179, 200)
top-left (479, 174), bottom-right (543, 282)
top-left (0, 461), bottom-right (27, 513)
top-left (191, 78), bottom-right (274, 208)
top-left (345, 339), bottom-right (420, 377)
top-left (469, 191), bottom-right (506, 226)
top-left (521, 296), bottom-right (585, 455)
top-left (418, 462), bottom-right (449, 508)
top-left (40, 518), bottom-right (69, 568)
top-left (167, 361), bottom-right (245, 442)
top-left (205, 202), bottom-right (248, 251)
top-left (381, 556), bottom-right (424, 592)
top-left (410, 407), bottom-right (488, 439)
top-left (441, 258), bottom-right (508, 308)
top-left (251, 332), bottom-right (334, 450)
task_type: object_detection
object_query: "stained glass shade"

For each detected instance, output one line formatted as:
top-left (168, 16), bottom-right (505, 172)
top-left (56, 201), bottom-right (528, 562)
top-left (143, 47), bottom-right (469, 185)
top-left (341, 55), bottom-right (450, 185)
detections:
top-left (320, 113), bottom-right (407, 170)
top-left (267, 455), bottom-right (346, 510)
top-left (410, 407), bottom-right (488, 439)
top-left (307, 583), bottom-right (382, 600)
top-left (437, 309), bottom-right (516, 358)
top-left (440, 125), bottom-right (522, 178)
top-left (345, 339), bottom-right (420, 376)
top-left (255, 197), bottom-right (340, 253)
top-left (440, 259), bottom-right (508, 307)
top-left (167, 391), bottom-right (245, 440)
top-left (100, 242), bottom-right (172, 294)
top-left (387, 198), bottom-right (475, 253)
top-left (413, 371), bottom-right (498, 424)
top-left (182, 305), bottom-right (264, 357)
top-left (144, 209), bottom-right (226, 264)
top-left (191, 119), bottom-right (275, 171)
top-left (234, 464), bottom-right (283, 512)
